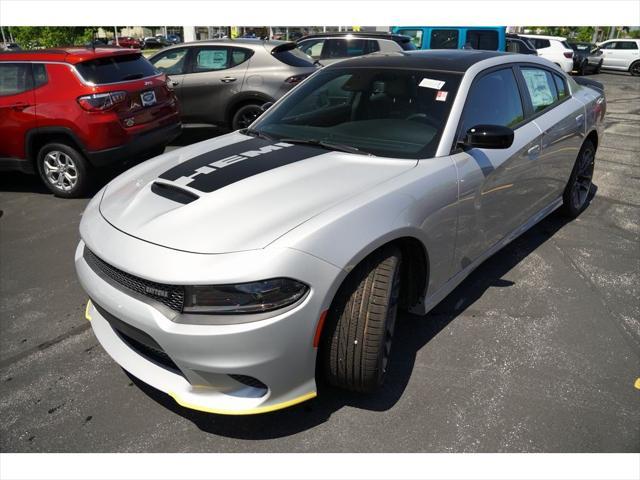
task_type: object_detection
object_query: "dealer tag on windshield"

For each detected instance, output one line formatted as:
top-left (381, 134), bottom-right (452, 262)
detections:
top-left (419, 78), bottom-right (446, 90)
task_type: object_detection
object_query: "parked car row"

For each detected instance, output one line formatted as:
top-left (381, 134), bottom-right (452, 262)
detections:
top-left (0, 30), bottom-right (637, 198)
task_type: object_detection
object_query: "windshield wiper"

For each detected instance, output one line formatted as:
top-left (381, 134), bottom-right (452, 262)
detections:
top-left (240, 128), bottom-right (277, 141)
top-left (278, 138), bottom-right (373, 156)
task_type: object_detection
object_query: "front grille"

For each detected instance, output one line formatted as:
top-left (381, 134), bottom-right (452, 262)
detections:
top-left (84, 248), bottom-right (184, 312)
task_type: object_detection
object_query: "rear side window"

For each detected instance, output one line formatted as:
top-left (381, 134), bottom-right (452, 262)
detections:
top-left (461, 68), bottom-right (524, 133)
top-left (553, 74), bottom-right (568, 100)
top-left (529, 38), bottom-right (550, 49)
top-left (320, 39), bottom-right (378, 59)
top-left (430, 29), bottom-right (459, 49)
top-left (231, 48), bottom-right (254, 66)
top-left (521, 67), bottom-right (558, 113)
top-left (0, 63), bottom-right (33, 95)
top-left (617, 41), bottom-right (639, 50)
top-left (561, 41), bottom-right (572, 49)
top-left (397, 29), bottom-right (424, 49)
top-left (33, 63), bottom-right (48, 88)
top-left (272, 43), bottom-right (315, 67)
top-left (466, 30), bottom-right (498, 50)
top-left (76, 54), bottom-right (159, 84)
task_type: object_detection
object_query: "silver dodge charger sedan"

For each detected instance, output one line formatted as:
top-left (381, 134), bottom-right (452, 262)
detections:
top-left (76, 50), bottom-right (605, 415)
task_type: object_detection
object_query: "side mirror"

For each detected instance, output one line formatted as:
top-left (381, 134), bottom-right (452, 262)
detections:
top-left (460, 124), bottom-right (514, 149)
top-left (261, 102), bottom-right (274, 112)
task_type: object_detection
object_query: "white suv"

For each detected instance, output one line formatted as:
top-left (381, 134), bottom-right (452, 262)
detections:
top-left (597, 39), bottom-right (640, 76)
top-left (521, 34), bottom-right (574, 73)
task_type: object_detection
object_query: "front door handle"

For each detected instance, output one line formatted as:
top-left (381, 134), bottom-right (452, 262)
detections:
top-left (220, 76), bottom-right (237, 83)
top-left (575, 113), bottom-right (585, 125)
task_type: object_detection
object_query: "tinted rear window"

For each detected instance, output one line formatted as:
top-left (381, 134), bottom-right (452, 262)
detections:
top-left (272, 44), bottom-right (315, 67)
top-left (75, 54), bottom-right (159, 84)
top-left (466, 30), bottom-right (499, 50)
top-left (430, 29), bottom-right (459, 49)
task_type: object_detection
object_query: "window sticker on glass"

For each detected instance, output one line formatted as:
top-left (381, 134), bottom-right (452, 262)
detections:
top-left (521, 69), bottom-right (555, 110)
top-left (435, 91), bottom-right (448, 102)
top-left (419, 78), bottom-right (446, 90)
top-left (197, 50), bottom-right (228, 70)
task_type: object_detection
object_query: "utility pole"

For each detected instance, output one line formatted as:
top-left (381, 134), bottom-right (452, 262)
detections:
top-left (114, 26), bottom-right (119, 45)
top-left (0, 26), bottom-right (6, 44)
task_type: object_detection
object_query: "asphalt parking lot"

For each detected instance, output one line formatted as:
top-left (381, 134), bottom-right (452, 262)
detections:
top-left (1, 71), bottom-right (638, 453)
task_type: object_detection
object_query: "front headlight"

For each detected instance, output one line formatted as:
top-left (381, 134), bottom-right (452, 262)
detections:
top-left (183, 278), bottom-right (308, 314)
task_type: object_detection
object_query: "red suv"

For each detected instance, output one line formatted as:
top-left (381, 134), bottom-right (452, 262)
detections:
top-left (0, 48), bottom-right (181, 197)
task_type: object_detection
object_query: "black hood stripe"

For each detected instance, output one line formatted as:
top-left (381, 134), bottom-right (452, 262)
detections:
top-left (158, 136), bottom-right (325, 194)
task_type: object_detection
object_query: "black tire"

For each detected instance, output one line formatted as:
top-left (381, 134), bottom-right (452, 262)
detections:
top-left (594, 64), bottom-right (601, 74)
top-left (630, 61), bottom-right (640, 77)
top-left (322, 246), bottom-right (402, 393)
top-left (231, 103), bottom-right (264, 130)
top-left (559, 139), bottom-right (595, 218)
top-left (578, 61), bottom-right (587, 76)
top-left (36, 142), bottom-right (92, 198)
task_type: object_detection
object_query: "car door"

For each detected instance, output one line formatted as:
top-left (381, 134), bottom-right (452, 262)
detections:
top-left (0, 62), bottom-right (36, 160)
top-left (519, 66), bottom-right (585, 205)
top-left (180, 45), bottom-right (251, 124)
top-left (451, 66), bottom-right (543, 269)
top-left (148, 47), bottom-right (189, 104)
top-left (615, 40), bottom-right (640, 69)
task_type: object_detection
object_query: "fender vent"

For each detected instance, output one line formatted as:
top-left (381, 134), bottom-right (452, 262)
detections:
top-left (151, 181), bottom-right (199, 204)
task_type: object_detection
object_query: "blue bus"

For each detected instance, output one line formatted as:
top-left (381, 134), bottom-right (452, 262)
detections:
top-left (391, 27), bottom-right (506, 51)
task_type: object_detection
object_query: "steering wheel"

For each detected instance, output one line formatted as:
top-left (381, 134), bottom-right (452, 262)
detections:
top-left (406, 113), bottom-right (439, 129)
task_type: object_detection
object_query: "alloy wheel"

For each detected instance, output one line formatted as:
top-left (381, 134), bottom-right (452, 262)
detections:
top-left (236, 105), bottom-right (263, 129)
top-left (43, 150), bottom-right (78, 192)
top-left (571, 146), bottom-right (595, 210)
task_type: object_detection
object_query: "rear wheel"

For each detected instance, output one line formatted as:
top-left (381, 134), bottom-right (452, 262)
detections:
top-left (578, 61), bottom-right (587, 76)
top-left (630, 61), bottom-right (640, 77)
top-left (560, 139), bottom-right (595, 218)
top-left (231, 103), bottom-right (264, 130)
top-left (321, 246), bottom-right (402, 393)
top-left (36, 142), bottom-right (91, 198)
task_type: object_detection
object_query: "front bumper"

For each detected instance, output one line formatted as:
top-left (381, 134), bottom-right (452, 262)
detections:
top-left (75, 203), bottom-right (343, 414)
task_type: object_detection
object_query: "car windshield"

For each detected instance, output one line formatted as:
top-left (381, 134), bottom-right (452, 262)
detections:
top-left (251, 68), bottom-right (461, 159)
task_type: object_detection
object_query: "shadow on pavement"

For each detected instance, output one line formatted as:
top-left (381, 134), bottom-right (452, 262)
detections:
top-left (127, 186), bottom-right (596, 440)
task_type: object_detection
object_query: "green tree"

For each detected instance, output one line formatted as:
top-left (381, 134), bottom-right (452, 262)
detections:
top-left (8, 27), bottom-right (93, 48)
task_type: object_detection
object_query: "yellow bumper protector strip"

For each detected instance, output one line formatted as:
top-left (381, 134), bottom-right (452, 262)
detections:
top-left (169, 391), bottom-right (317, 415)
top-left (85, 300), bottom-right (93, 321)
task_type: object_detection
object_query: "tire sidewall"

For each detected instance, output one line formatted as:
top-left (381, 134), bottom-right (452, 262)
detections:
top-left (630, 61), bottom-right (640, 77)
top-left (231, 103), bottom-right (264, 130)
top-left (36, 143), bottom-right (89, 198)
top-left (562, 140), bottom-right (595, 217)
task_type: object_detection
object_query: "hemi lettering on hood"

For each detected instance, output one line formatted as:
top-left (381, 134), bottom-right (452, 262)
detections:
top-left (159, 137), bottom-right (325, 193)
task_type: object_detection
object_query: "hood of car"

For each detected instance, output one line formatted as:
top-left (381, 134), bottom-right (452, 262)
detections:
top-left (99, 132), bottom-right (416, 254)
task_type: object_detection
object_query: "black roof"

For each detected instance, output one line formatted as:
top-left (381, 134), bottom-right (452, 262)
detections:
top-left (324, 49), bottom-right (507, 73)
top-left (297, 31), bottom-right (412, 43)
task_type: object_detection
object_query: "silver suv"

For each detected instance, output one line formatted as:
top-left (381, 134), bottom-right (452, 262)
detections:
top-left (148, 39), bottom-right (317, 130)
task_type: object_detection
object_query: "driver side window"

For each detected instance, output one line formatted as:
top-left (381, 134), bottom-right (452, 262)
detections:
top-left (150, 48), bottom-right (188, 75)
top-left (461, 68), bottom-right (524, 135)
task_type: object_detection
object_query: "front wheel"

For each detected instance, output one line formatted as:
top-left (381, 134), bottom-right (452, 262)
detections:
top-left (630, 61), bottom-right (640, 77)
top-left (231, 103), bottom-right (264, 130)
top-left (321, 246), bottom-right (402, 393)
top-left (559, 139), bottom-right (595, 218)
top-left (36, 142), bottom-right (92, 198)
